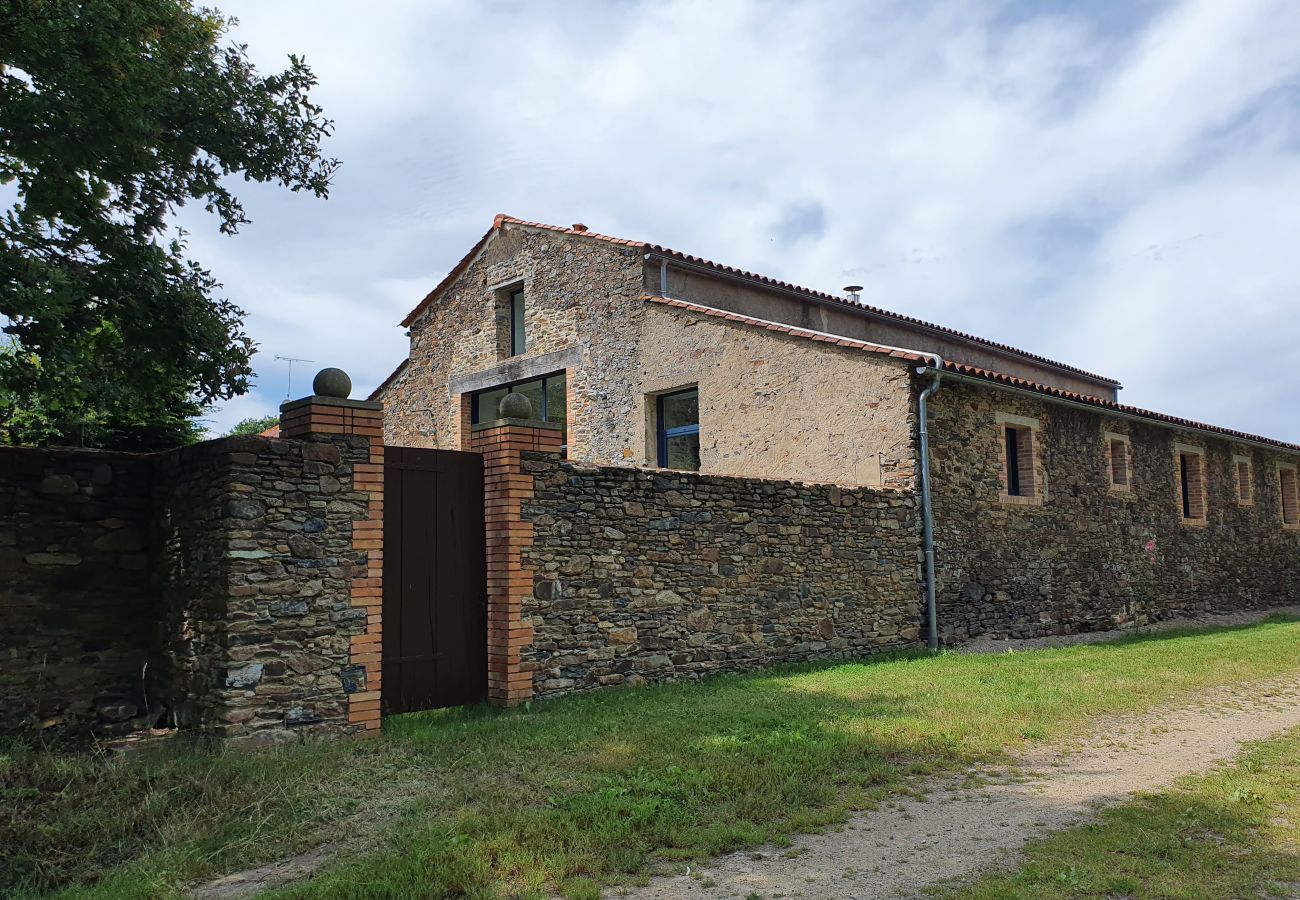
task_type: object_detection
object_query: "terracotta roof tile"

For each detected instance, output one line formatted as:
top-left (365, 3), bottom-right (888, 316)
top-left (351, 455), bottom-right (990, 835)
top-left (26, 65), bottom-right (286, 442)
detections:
top-left (646, 294), bottom-right (1300, 453)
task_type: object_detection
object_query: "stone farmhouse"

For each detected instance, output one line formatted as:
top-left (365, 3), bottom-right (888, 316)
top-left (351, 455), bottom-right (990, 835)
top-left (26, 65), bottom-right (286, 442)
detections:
top-left (5, 213), bottom-right (1299, 742)
top-left (370, 213), bottom-right (1299, 688)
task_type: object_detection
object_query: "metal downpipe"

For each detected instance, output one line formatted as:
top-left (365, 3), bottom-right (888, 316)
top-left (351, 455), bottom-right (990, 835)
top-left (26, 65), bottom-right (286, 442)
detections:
top-left (917, 356), bottom-right (944, 652)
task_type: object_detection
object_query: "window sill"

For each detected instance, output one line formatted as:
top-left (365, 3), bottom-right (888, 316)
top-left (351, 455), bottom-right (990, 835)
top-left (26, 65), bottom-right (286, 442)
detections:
top-left (1236, 500), bottom-right (1254, 508)
top-left (1108, 484), bottom-right (1134, 496)
top-left (1283, 522), bottom-right (1300, 532)
top-left (1179, 517), bottom-right (1208, 528)
top-left (999, 493), bottom-right (1043, 507)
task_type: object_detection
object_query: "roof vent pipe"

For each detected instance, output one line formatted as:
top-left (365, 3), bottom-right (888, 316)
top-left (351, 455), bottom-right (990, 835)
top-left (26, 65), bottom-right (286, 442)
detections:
top-left (844, 284), bottom-right (863, 303)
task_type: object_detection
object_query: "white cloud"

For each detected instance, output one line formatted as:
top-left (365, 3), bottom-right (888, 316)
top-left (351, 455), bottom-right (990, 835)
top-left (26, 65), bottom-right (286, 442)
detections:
top-left (195, 0), bottom-right (1300, 440)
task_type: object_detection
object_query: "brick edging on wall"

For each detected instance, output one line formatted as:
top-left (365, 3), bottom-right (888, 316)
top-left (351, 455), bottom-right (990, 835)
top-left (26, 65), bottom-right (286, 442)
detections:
top-left (469, 420), bottom-right (564, 705)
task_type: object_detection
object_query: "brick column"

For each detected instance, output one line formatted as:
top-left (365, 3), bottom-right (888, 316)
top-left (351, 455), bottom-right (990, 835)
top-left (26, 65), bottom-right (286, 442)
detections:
top-left (280, 393), bottom-right (385, 736)
top-left (469, 416), bottom-right (563, 705)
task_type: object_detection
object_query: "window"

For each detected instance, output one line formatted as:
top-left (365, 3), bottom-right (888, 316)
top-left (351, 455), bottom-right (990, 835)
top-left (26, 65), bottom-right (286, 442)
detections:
top-left (657, 388), bottom-right (700, 471)
top-left (1234, 455), bottom-right (1253, 506)
top-left (996, 415), bottom-right (1038, 503)
top-left (1176, 446), bottom-right (1206, 523)
top-left (509, 289), bottom-right (526, 356)
top-left (471, 371), bottom-right (566, 450)
top-left (1106, 432), bottom-right (1131, 491)
top-left (1280, 464), bottom-right (1299, 528)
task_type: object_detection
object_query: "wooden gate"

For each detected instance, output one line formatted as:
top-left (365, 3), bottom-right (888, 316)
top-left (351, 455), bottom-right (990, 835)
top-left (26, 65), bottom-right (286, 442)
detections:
top-left (381, 446), bottom-right (487, 715)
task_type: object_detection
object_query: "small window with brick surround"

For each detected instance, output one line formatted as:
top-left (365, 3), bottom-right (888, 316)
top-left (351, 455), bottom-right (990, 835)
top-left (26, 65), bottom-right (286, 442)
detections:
top-left (1279, 463), bottom-right (1299, 528)
top-left (1175, 445), bottom-right (1206, 524)
top-left (995, 413), bottom-right (1040, 504)
top-left (1234, 455), bottom-right (1253, 506)
top-left (1105, 432), bottom-right (1131, 491)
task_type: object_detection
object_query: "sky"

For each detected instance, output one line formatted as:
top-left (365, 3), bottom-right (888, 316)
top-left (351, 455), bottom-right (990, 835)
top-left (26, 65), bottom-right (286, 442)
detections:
top-left (188, 0), bottom-right (1300, 441)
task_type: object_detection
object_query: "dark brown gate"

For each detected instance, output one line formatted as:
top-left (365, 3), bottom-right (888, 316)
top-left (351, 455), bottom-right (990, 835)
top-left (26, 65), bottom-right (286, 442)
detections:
top-left (382, 446), bottom-right (486, 715)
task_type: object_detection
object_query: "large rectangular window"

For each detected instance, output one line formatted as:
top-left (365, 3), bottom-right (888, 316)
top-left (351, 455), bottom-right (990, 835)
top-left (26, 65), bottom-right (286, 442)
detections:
top-left (471, 371), bottom-right (566, 449)
top-left (657, 388), bottom-right (700, 471)
top-left (509, 289), bottom-right (526, 356)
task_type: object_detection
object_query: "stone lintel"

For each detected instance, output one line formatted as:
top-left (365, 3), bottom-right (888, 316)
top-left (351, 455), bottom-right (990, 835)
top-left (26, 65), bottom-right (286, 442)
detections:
top-left (448, 346), bottom-right (580, 395)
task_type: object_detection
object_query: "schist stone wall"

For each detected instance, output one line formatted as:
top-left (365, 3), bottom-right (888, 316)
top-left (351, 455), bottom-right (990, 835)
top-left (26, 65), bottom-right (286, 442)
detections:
top-left (928, 380), bottom-right (1300, 641)
top-left (1, 428), bottom-right (380, 743)
top-left (153, 434), bottom-right (376, 746)
top-left (0, 448), bottom-right (158, 735)
top-left (519, 457), bottom-right (923, 697)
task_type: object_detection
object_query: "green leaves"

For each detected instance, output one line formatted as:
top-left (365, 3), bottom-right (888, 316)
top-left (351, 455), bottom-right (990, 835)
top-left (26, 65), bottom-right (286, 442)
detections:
top-left (0, 0), bottom-right (339, 449)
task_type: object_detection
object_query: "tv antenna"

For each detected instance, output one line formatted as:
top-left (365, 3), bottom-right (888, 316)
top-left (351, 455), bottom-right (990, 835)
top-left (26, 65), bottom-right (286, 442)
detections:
top-left (275, 355), bottom-right (315, 399)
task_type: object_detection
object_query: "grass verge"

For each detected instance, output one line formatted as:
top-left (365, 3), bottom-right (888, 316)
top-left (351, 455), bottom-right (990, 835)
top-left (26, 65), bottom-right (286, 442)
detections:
top-left (938, 726), bottom-right (1300, 899)
top-left (3, 617), bottom-right (1299, 899)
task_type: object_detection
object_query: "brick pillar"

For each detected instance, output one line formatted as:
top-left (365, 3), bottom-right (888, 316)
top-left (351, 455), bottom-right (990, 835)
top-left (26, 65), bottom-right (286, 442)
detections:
top-left (469, 415), bottom-right (563, 706)
top-left (279, 392), bottom-right (385, 736)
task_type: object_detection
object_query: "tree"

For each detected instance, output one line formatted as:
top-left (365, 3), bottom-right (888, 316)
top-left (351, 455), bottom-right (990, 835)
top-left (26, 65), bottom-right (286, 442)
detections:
top-left (227, 414), bottom-right (278, 436)
top-left (0, 0), bottom-right (338, 449)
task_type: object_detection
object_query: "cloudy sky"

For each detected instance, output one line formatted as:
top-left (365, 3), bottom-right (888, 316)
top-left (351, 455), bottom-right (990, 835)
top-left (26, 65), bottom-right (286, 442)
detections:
top-left (194, 0), bottom-right (1300, 441)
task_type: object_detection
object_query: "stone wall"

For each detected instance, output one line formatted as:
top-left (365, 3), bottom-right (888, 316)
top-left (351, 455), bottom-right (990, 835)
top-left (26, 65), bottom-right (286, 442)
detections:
top-left (153, 434), bottom-right (375, 746)
top-left (520, 457), bottom-right (923, 697)
top-left (928, 379), bottom-right (1300, 641)
top-left (1, 432), bottom-right (378, 744)
top-left (0, 448), bottom-right (158, 735)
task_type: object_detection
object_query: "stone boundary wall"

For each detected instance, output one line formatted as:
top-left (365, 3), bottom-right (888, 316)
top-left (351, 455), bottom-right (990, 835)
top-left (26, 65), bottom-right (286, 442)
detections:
top-left (520, 458), bottom-right (924, 698)
top-left (0, 448), bottom-right (158, 735)
top-left (1, 431), bottom-right (378, 744)
top-left (929, 380), bottom-right (1300, 642)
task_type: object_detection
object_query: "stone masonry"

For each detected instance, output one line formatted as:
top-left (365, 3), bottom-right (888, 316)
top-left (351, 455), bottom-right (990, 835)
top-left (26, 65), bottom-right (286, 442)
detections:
top-left (0, 448), bottom-right (158, 735)
top-left (520, 458), bottom-right (923, 697)
top-left (929, 378), bottom-right (1300, 641)
top-left (1, 395), bottom-right (384, 743)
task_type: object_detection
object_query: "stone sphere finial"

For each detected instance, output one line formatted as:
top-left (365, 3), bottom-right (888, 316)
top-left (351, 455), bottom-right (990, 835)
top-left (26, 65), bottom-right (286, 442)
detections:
top-left (313, 367), bottom-right (352, 399)
top-left (498, 392), bottom-right (533, 419)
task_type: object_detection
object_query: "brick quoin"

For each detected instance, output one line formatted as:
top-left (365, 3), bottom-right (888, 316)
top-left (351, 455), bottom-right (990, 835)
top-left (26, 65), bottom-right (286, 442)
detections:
top-left (281, 394), bottom-right (385, 736)
top-left (470, 418), bottom-right (563, 706)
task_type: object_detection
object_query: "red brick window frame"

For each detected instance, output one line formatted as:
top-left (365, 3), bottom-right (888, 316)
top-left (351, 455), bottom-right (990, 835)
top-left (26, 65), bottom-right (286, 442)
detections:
top-left (995, 413), bottom-right (1042, 506)
top-left (1233, 454), bottom-right (1253, 507)
top-left (1173, 443), bottom-right (1207, 526)
top-left (1104, 431), bottom-right (1132, 493)
top-left (1279, 462), bottom-right (1300, 530)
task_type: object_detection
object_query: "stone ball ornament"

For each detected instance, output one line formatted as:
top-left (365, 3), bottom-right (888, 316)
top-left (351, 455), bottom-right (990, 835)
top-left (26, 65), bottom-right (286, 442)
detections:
top-left (313, 367), bottom-right (352, 399)
top-left (498, 392), bottom-right (533, 419)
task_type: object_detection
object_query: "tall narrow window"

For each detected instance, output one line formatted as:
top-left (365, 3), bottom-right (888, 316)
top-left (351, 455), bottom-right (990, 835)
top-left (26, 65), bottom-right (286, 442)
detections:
top-left (1109, 438), bottom-right (1130, 488)
top-left (1235, 456), bottom-right (1253, 506)
top-left (1006, 427), bottom-right (1022, 495)
top-left (657, 388), bottom-right (700, 471)
top-left (1000, 423), bottom-right (1036, 499)
top-left (1177, 449), bottom-right (1205, 522)
top-left (509, 289), bottom-right (526, 356)
top-left (1280, 466), bottom-right (1299, 527)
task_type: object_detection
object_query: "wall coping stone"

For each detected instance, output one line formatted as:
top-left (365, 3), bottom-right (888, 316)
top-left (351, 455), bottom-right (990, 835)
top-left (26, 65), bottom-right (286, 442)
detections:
top-left (280, 395), bottom-right (383, 413)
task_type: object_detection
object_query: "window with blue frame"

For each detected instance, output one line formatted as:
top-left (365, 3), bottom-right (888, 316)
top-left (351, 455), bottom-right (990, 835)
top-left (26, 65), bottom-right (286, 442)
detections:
top-left (657, 388), bottom-right (700, 471)
top-left (471, 371), bottom-right (566, 451)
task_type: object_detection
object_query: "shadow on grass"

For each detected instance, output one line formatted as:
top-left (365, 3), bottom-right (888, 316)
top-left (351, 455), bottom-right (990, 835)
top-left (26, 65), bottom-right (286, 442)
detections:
top-left (5, 616), bottom-right (1299, 899)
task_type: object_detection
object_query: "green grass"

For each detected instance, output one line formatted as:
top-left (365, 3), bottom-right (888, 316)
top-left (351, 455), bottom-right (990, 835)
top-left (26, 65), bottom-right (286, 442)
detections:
top-left (939, 726), bottom-right (1300, 899)
top-left (4, 617), bottom-right (1299, 899)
